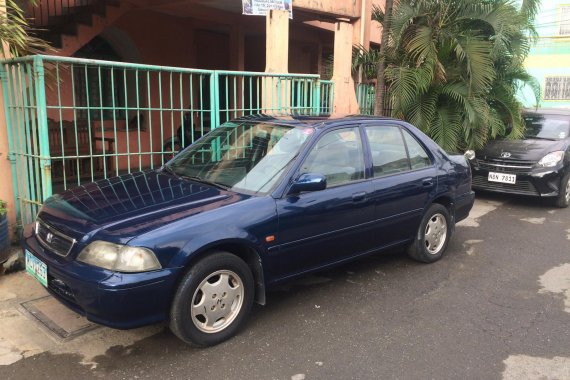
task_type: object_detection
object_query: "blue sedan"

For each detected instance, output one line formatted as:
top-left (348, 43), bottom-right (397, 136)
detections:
top-left (22, 115), bottom-right (474, 346)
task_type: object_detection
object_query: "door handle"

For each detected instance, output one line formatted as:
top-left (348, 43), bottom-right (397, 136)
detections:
top-left (352, 191), bottom-right (367, 202)
top-left (422, 178), bottom-right (434, 188)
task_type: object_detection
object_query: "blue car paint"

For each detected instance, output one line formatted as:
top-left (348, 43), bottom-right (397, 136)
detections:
top-left (23, 225), bottom-right (180, 327)
top-left (22, 116), bottom-right (475, 330)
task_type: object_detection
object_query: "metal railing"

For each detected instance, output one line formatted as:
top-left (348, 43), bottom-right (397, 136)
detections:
top-left (356, 82), bottom-right (375, 115)
top-left (320, 80), bottom-right (334, 115)
top-left (0, 55), bottom-right (334, 225)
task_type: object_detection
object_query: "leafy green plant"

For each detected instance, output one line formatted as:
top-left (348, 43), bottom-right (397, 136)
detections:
top-left (1, 0), bottom-right (51, 57)
top-left (376, 0), bottom-right (540, 152)
top-left (352, 45), bottom-right (381, 81)
top-left (0, 200), bottom-right (7, 217)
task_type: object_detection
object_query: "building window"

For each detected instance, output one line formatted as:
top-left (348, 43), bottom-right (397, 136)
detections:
top-left (560, 6), bottom-right (570, 36)
top-left (544, 77), bottom-right (570, 100)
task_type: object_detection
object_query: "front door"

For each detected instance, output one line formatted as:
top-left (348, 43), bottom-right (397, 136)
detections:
top-left (271, 127), bottom-right (375, 281)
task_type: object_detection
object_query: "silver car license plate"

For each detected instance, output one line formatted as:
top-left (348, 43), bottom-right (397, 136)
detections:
top-left (488, 172), bottom-right (516, 184)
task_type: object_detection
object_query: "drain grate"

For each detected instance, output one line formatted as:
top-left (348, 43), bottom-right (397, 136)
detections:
top-left (20, 296), bottom-right (99, 340)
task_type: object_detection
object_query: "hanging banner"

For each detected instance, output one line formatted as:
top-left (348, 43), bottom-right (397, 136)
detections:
top-left (242, 0), bottom-right (293, 19)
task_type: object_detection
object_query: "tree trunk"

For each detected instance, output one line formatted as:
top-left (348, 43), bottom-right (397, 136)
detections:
top-left (374, 0), bottom-right (393, 116)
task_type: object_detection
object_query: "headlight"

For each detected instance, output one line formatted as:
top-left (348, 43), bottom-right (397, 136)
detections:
top-left (536, 151), bottom-right (565, 168)
top-left (77, 241), bottom-right (161, 272)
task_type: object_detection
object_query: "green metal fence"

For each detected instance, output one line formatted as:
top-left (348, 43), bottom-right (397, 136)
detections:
top-left (0, 55), bottom-right (334, 226)
top-left (356, 82), bottom-right (375, 115)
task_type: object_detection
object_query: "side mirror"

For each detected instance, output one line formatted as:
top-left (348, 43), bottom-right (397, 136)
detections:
top-left (288, 173), bottom-right (327, 195)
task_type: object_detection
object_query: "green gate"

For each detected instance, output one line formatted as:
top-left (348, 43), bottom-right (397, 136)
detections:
top-left (356, 82), bottom-right (375, 115)
top-left (0, 55), bottom-right (334, 226)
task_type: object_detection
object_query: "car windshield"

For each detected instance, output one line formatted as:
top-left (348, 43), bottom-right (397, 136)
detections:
top-left (523, 114), bottom-right (570, 140)
top-left (165, 121), bottom-right (312, 195)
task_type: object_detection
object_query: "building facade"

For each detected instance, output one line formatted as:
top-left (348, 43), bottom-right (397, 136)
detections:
top-left (520, 0), bottom-right (570, 108)
top-left (0, 0), bottom-right (384, 229)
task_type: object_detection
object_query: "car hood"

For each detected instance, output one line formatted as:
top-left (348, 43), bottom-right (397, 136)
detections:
top-left (476, 138), bottom-right (567, 161)
top-left (39, 170), bottom-right (248, 242)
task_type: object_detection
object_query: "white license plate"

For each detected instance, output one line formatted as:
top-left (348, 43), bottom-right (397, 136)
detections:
top-left (488, 172), bottom-right (516, 184)
top-left (25, 250), bottom-right (48, 287)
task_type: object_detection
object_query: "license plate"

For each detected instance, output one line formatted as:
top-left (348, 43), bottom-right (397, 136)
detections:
top-left (488, 172), bottom-right (516, 184)
top-left (25, 250), bottom-right (48, 287)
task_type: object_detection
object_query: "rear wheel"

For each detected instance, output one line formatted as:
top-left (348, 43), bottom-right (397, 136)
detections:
top-left (554, 173), bottom-right (570, 208)
top-left (170, 252), bottom-right (254, 347)
top-left (408, 204), bottom-right (451, 263)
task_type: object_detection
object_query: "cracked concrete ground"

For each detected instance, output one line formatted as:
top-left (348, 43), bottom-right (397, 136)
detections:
top-left (0, 193), bottom-right (569, 379)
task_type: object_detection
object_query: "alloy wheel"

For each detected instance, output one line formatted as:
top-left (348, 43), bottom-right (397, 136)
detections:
top-left (424, 213), bottom-right (448, 255)
top-left (191, 270), bottom-right (244, 334)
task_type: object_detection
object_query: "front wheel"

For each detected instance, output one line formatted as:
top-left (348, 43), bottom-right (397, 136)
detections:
top-left (554, 173), bottom-right (570, 208)
top-left (407, 204), bottom-right (451, 263)
top-left (170, 252), bottom-right (254, 347)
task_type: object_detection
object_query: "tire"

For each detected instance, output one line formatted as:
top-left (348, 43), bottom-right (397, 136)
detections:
top-left (554, 173), bottom-right (570, 208)
top-left (407, 203), bottom-right (451, 263)
top-left (170, 252), bottom-right (254, 347)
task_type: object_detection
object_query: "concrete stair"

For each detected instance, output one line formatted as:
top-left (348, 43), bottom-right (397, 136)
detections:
top-left (32, 0), bottom-right (132, 56)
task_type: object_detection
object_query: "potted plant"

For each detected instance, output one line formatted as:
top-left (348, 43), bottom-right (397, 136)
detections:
top-left (0, 200), bottom-right (10, 264)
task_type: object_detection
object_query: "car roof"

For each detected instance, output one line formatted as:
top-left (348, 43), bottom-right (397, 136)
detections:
top-left (228, 114), bottom-right (400, 129)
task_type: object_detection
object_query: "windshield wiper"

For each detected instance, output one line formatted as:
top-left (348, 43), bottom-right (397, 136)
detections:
top-left (182, 175), bottom-right (230, 191)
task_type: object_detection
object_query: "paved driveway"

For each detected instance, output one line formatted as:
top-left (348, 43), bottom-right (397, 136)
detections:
top-left (1, 193), bottom-right (569, 379)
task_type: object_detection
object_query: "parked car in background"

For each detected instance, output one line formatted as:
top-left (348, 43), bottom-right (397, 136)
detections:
top-left (469, 108), bottom-right (570, 207)
top-left (22, 115), bottom-right (474, 347)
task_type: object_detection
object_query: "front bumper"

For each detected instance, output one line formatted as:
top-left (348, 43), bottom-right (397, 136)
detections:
top-left (22, 224), bottom-right (182, 329)
top-left (471, 163), bottom-right (567, 197)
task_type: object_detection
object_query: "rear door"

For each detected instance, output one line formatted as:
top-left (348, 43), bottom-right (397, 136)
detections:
top-left (364, 123), bottom-right (437, 247)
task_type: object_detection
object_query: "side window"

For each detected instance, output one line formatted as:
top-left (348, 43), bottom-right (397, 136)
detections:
top-left (301, 127), bottom-right (365, 187)
top-left (402, 129), bottom-right (432, 169)
top-left (365, 126), bottom-right (410, 177)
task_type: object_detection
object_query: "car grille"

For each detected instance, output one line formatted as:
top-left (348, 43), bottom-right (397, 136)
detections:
top-left (472, 174), bottom-right (539, 196)
top-left (474, 159), bottom-right (534, 174)
top-left (35, 218), bottom-right (76, 257)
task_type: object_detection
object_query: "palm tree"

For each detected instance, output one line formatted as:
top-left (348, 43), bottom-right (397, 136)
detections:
top-left (1, 0), bottom-right (49, 57)
top-left (374, 0), bottom-right (393, 116)
top-left (381, 0), bottom-right (540, 152)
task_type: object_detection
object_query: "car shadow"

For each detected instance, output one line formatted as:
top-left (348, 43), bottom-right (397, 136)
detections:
top-left (474, 189), bottom-right (558, 209)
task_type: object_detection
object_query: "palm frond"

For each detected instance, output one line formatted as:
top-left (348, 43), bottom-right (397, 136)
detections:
top-left (390, 1), bottom-right (418, 49)
top-left (352, 45), bottom-right (382, 80)
top-left (405, 25), bottom-right (436, 66)
top-left (452, 34), bottom-right (495, 94)
top-left (431, 106), bottom-right (462, 151)
top-left (1, 0), bottom-right (52, 57)
top-left (372, 4), bottom-right (384, 24)
top-left (404, 90), bottom-right (438, 132)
